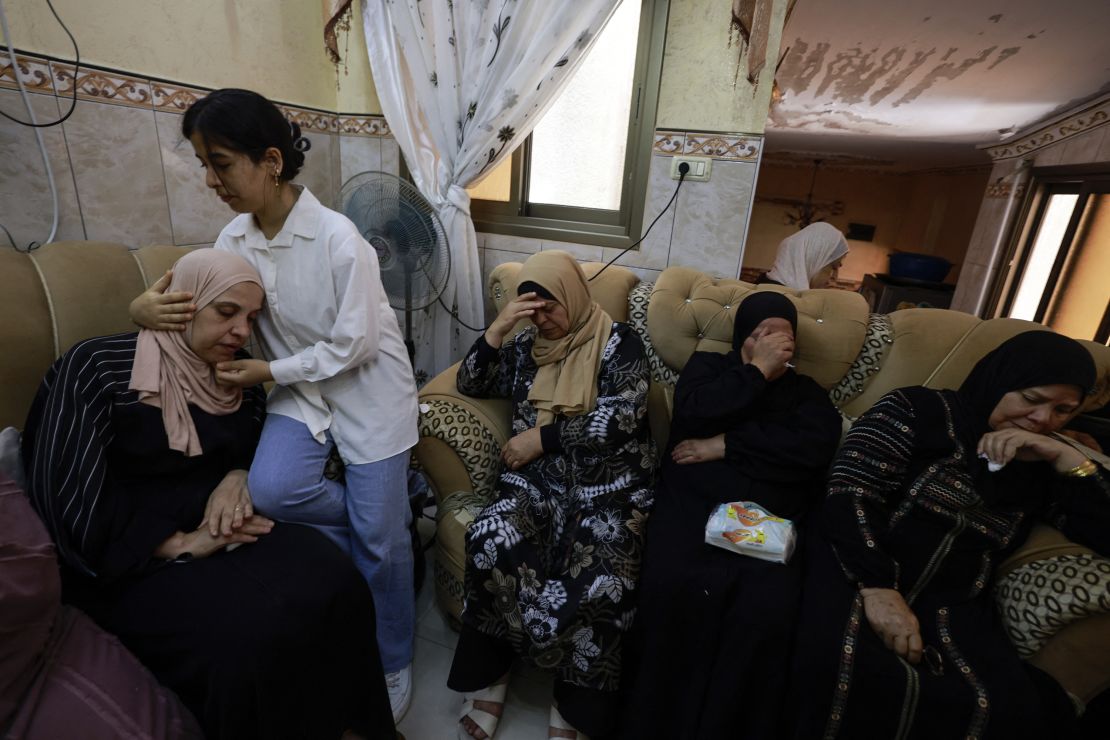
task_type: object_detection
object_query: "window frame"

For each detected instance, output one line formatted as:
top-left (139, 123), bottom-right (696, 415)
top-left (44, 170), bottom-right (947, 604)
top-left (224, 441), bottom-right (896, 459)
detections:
top-left (989, 166), bottom-right (1110, 324)
top-left (469, 0), bottom-right (670, 250)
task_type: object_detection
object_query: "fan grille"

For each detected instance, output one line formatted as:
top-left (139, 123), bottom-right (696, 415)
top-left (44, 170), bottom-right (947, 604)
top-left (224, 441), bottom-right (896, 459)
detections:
top-left (338, 171), bottom-right (451, 312)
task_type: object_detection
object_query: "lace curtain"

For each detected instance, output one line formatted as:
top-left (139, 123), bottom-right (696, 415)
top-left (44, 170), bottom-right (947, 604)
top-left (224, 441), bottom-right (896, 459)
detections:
top-left (360, 0), bottom-right (622, 382)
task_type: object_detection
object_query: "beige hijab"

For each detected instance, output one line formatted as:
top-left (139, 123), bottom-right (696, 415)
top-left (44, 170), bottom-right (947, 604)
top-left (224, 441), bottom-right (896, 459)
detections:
top-left (520, 251), bottom-right (613, 426)
top-left (129, 249), bottom-right (263, 457)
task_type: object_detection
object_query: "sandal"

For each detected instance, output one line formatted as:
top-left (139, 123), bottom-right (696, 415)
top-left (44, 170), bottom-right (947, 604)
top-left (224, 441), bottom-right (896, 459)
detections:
top-left (457, 676), bottom-right (509, 740)
top-left (548, 705), bottom-right (590, 740)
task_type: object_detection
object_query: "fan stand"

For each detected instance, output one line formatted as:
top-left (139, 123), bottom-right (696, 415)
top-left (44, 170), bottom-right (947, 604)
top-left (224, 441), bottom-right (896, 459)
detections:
top-left (403, 262), bottom-right (415, 368)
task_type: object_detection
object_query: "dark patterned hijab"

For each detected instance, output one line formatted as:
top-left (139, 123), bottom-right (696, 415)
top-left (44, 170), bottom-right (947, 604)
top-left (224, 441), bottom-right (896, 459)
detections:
top-left (955, 331), bottom-right (1095, 505)
top-left (957, 331), bottom-right (1095, 440)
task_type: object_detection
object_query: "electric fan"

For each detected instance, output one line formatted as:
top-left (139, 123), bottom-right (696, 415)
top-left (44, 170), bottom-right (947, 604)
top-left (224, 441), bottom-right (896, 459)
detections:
top-left (337, 172), bottom-right (451, 364)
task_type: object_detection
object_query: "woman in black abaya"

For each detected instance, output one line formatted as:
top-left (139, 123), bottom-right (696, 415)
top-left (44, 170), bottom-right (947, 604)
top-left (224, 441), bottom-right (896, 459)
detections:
top-left (622, 292), bottom-right (842, 739)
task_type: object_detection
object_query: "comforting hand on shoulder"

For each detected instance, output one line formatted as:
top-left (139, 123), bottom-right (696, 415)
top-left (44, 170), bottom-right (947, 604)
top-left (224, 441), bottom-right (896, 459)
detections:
top-left (129, 269), bottom-right (196, 331)
top-left (501, 427), bottom-right (544, 471)
top-left (860, 587), bottom-right (922, 665)
top-left (215, 359), bottom-right (273, 388)
top-left (671, 434), bottom-right (726, 465)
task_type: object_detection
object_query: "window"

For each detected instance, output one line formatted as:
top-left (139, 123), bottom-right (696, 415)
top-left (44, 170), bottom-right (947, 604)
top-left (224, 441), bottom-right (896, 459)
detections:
top-left (467, 0), bottom-right (669, 249)
top-left (992, 171), bottom-right (1110, 344)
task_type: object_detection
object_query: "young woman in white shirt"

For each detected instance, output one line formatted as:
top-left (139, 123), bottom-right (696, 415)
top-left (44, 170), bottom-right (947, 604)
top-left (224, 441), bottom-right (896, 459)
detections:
top-left (131, 88), bottom-right (419, 722)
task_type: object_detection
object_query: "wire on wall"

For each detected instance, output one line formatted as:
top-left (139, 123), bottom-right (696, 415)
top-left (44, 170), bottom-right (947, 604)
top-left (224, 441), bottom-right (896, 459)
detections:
top-left (0, 0), bottom-right (82, 251)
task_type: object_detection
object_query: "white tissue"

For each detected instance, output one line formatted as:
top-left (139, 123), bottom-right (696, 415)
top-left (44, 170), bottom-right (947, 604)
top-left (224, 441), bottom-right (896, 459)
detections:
top-left (979, 452), bottom-right (1004, 472)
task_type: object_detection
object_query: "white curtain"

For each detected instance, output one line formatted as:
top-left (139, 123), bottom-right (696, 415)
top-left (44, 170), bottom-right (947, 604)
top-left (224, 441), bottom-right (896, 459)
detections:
top-left (362, 0), bottom-right (622, 383)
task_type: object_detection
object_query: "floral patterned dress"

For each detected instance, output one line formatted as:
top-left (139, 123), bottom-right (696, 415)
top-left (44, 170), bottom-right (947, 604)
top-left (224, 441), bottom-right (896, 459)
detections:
top-left (456, 323), bottom-right (655, 690)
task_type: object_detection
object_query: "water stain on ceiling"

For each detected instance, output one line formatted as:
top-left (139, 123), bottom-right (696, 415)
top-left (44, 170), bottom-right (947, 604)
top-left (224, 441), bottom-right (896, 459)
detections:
top-left (766, 0), bottom-right (1110, 168)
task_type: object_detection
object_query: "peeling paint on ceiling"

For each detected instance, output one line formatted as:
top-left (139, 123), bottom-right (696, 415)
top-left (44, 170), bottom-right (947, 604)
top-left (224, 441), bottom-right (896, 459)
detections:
top-left (766, 0), bottom-right (1110, 168)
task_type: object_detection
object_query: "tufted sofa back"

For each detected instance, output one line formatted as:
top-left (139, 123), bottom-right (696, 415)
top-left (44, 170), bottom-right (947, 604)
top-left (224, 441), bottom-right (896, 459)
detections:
top-left (488, 261), bottom-right (1110, 437)
top-left (0, 242), bottom-right (194, 430)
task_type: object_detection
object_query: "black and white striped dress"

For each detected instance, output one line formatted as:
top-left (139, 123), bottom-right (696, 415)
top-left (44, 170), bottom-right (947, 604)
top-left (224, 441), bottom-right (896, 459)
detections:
top-left (22, 332), bottom-right (396, 740)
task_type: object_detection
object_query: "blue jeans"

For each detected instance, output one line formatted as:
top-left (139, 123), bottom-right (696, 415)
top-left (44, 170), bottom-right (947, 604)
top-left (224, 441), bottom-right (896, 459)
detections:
top-left (248, 413), bottom-right (414, 672)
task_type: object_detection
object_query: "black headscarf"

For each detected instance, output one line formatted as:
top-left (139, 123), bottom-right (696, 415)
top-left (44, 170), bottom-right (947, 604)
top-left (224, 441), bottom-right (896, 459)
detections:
top-left (957, 331), bottom-right (1095, 439)
top-left (955, 331), bottom-right (1096, 506)
top-left (732, 292), bottom-right (798, 352)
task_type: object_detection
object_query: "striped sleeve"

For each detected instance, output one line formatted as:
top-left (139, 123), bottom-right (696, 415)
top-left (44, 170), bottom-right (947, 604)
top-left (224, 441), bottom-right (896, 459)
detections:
top-left (820, 389), bottom-right (918, 590)
top-left (21, 335), bottom-right (164, 578)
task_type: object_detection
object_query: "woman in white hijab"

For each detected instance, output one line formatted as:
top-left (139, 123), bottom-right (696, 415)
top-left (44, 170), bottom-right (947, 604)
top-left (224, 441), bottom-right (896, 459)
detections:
top-left (760, 222), bottom-right (849, 290)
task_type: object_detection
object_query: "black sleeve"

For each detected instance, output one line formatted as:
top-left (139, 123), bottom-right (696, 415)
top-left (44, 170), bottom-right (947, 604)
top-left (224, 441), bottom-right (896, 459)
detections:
top-left (820, 390), bottom-right (919, 591)
top-left (22, 337), bottom-right (180, 579)
top-left (672, 352), bottom-right (768, 434)
top-left (1044, 469), bottom-right (1110, 557)
top-left (723, 377), bottom-right (843, 483)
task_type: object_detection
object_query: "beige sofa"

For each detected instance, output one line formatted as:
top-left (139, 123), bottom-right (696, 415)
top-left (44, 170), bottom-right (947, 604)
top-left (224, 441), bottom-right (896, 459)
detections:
top-left (415, 261), bottom-right (1110, 705)
top-left (1, 241), bottom-right (193, 431)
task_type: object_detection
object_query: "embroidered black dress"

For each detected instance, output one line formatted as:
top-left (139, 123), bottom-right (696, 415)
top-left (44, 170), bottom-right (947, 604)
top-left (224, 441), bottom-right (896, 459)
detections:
top-left (622, 351), bottom-right (842, 740)
top-left (791, 387), bottom-right (1110, 740)
top-left (448, 324), bottom-right (654, 716)
top-left (22, 333), bottom-right (396, 740)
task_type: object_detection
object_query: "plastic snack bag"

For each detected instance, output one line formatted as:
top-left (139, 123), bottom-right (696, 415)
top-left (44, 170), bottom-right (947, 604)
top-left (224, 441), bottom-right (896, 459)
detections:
top-left (704, 501), bottom-right (796, 564)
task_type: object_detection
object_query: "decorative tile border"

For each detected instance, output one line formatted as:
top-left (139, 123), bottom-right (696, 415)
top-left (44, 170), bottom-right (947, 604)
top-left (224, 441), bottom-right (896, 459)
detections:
top-left (0, 50), bottom-right (388, 136)
top-left (336, 114), bottom-right (391, 137)
top-left (983, 96), bottom-right (1110, 161)
top-left (50, 61), bottom-right (152, 108)
top-left (0, 53), bottom-right (54, 94)
top-left (653, 129), bottom-right (762, 161)
top-left (151, 80), bottom-right (207, 113)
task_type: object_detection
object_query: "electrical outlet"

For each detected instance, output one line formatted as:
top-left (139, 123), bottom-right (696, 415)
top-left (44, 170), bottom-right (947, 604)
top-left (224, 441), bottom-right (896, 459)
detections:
top-left (671, 155), bottom-right (711, 182)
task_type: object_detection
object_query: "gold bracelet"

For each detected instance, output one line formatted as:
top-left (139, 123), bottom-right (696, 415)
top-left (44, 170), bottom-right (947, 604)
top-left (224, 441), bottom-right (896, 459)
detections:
top-left (1062, 459), bottom-right (1099, 478)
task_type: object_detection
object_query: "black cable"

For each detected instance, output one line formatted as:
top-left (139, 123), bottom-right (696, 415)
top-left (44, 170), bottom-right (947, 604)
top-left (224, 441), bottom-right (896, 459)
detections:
top-left (1, 0), bottom-right (80, 128)
top-left (434, 163), bottom-right (689, 333)
top-left (589, 165), bottom-right (687, 281)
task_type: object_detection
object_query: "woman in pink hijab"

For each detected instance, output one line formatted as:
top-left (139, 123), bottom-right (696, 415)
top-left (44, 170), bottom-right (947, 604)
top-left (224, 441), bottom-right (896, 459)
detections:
top-left (21, 249), bottom-right (397, 740)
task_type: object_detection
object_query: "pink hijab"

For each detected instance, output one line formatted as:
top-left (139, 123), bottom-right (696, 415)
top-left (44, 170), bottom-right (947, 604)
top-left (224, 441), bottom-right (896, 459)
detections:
top-left (129, 249), bottom-right (263, 457)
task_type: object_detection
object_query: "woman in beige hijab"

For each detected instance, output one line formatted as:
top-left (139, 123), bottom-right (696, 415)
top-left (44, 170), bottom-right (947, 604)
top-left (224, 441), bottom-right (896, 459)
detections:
top-left (449, 251), bottom-right (655, 740)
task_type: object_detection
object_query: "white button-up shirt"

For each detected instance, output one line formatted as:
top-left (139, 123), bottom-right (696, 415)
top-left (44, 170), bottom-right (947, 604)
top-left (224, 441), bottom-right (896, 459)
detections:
top-left (215, 187), bottom-right (418, 464)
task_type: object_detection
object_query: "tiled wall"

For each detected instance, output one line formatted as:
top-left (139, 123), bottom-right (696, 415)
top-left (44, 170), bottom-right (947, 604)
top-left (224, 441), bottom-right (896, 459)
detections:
top-left (0, 52), bottom-right (399, 251)
top-left (951, 96), bottom-right (1110, 315)
top-left (477, 129), bottom-right (763, 319)
top-left (4, 51), bottom-right (764, 324)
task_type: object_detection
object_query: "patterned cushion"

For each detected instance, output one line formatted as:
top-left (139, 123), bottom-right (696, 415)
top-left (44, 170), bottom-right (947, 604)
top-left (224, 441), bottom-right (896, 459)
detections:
top-left (628, 281), bottom-right (679, 386)
top-left (829, 313), bottom-right (894, 409)
top-left (417, 399), bottom-right (504, 501)
top-left (995, 553), bottom-right (1110, 657)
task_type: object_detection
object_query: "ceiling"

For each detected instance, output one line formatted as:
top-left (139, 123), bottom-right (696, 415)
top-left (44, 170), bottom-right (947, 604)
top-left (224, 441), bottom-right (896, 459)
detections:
top-left (765, 0), bottom-right (1110, 170)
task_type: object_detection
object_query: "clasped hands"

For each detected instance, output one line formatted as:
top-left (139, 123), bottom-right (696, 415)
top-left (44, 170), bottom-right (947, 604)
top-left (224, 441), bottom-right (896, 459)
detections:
top-left (154, 469), bottom-right (273, 561)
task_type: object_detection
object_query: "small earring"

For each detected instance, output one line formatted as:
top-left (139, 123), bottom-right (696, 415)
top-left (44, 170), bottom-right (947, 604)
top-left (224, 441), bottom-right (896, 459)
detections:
top-left (273, 170), bottom-right (280, 189)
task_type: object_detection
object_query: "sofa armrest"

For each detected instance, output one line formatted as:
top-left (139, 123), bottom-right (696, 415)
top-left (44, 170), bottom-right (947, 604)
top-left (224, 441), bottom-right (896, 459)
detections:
top-left (415, 362), bottom-right (511, 508)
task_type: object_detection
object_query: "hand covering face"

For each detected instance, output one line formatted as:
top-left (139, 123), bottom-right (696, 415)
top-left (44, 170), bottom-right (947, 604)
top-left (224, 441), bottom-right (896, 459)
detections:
top-left (129, 249), bottom-right (263, 457)
top-left (731, 291), bottom-right (798, 354)
top-left (516, 250), bottom-right (613, 426)
top-left (766, 222), bottom-right (849, 290)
